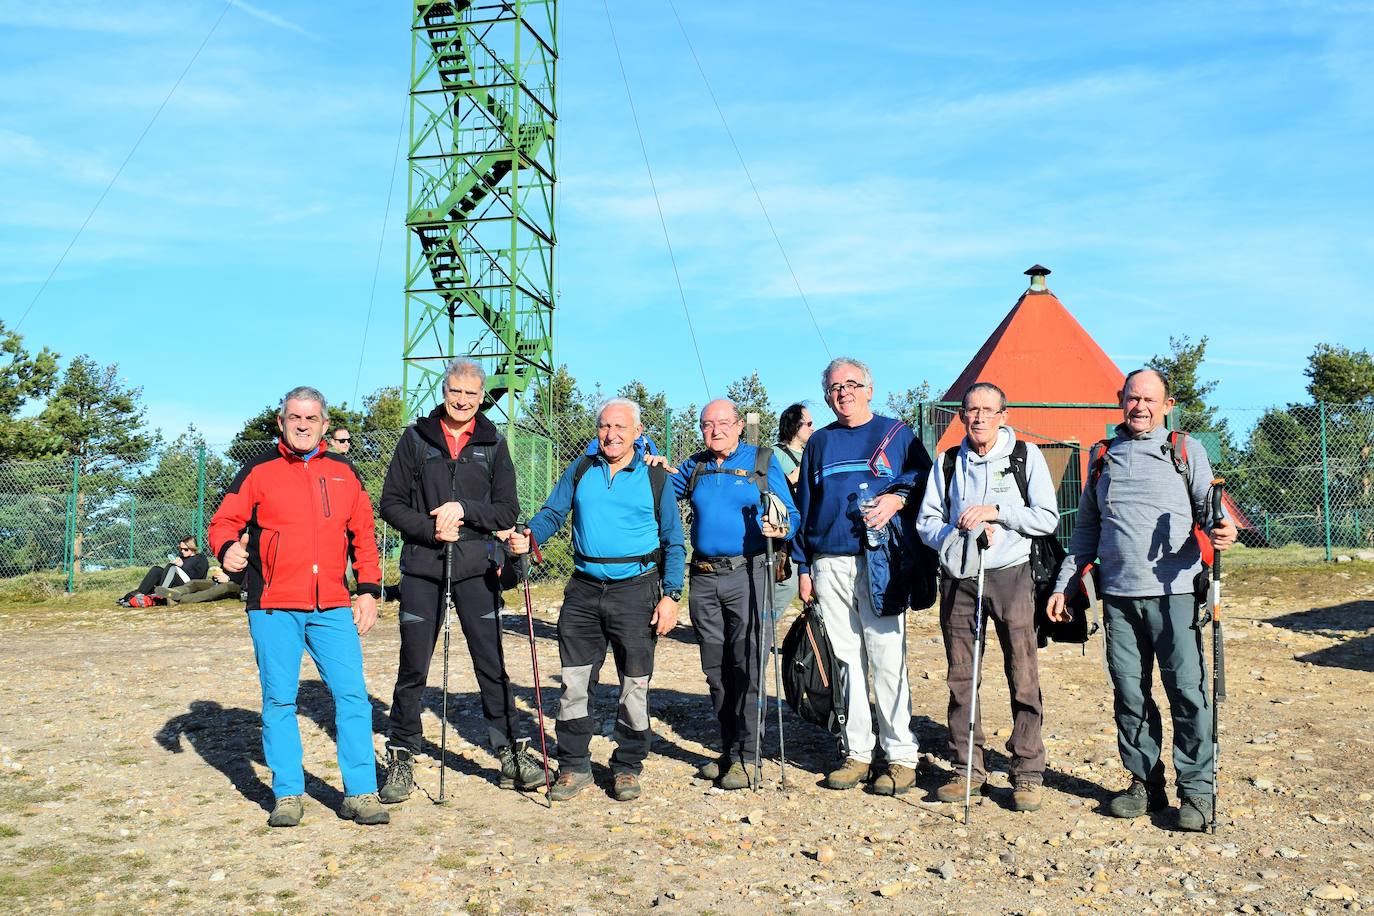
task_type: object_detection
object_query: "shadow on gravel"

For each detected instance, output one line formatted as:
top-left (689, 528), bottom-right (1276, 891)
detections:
top-left (155, 689), bottom-right (350, 812)
top-left (1269, 600), bottom-right (1374, 672)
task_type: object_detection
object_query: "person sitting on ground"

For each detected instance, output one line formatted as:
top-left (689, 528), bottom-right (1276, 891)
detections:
top-left (121, 536), bottom-right (209, 604)
top-left (165, 568), bottom-right (246, 604)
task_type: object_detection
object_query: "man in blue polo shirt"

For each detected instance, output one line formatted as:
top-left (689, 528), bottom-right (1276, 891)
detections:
top-left (506, 397), bottom-right (685, 803)
top-left (672, 399), bottom-right (798, 790)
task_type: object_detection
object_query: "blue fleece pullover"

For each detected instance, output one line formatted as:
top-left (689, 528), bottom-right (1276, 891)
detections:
top-left (528, 451), bottom-right (685, 592)
top-left (792, 414), bottom-right (931, 570)
top-left (672, 444), bottom-right (800, 558)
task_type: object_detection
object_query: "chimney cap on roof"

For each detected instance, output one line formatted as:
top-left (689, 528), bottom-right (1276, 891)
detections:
top-left (1023, 264), bottom-right (1051, 277)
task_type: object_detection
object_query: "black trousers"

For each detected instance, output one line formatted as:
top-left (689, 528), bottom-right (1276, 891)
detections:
top-left (137, 564), bottom-right (189, 594)
top-left (386, 569), bottom-right (520, 754)
top-left (555, 571), bottom-right (659, 775)
top-left (688, 558), bottom-right (768, 764)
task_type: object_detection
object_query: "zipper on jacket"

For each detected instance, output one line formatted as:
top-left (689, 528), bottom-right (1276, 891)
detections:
top-left (304, 459), bottom-right (320, 609)
top-left (319, 478), bottom-right (332, 517)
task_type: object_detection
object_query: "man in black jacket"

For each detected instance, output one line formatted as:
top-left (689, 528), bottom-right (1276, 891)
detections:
top-left (377, 358), bottom-right (545, 801)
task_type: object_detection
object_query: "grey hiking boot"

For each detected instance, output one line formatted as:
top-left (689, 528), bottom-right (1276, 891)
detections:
top-left (340, 793), bottom-right (390, 825)
top-left (379, 747), bottom-right (415, 804)
top-left (549, 769), bottom-right (593, 802)
top-left (695, 755), bottom-right (728, 781)
top-left (717, 761), bottom-right (752, 791)
top-left (612, 772), bottom-right (642, 802)
top-left (497, 739), bottom-right (548, 791)
top-left (1175, 794), bottom-right (1213, 832)
top-left (267, 795), bottom-right (303, 828)
top-left (1108, 778), bottom-right (1168, 818)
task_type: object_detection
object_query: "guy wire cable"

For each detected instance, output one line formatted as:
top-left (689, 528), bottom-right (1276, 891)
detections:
top-left (353, 99), bottom-right (409, 406)
top-left (665, 0), bottom-right (831, 359)
top-left (602, 0), bottom-right (713, 400)
top-left (15, 0), bottom-right (239, 332)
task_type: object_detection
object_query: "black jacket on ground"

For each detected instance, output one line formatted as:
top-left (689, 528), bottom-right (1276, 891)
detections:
top-left (180, 552), bottom-right (210, 581)
top-left (379, 409), bottom-right (519, 582)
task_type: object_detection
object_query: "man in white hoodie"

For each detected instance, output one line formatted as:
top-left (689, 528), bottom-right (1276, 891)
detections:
top-left (916, 382), bottom-right (1060, 813)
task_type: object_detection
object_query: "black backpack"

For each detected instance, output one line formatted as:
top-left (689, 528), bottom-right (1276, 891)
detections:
top-left (943, 441), bottom-right (1092, 647)
top-left (683, 446), bottom-right (773, 500)
top-left (781, 601), bottom-right (850, 753)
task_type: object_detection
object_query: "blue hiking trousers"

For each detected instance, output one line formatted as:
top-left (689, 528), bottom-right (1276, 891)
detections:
top-left (247, 607), bottom-right (378, 799)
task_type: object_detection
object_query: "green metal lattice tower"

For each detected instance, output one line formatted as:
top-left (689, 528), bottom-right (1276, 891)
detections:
top-left (405, 0), bottom-right (557, 428)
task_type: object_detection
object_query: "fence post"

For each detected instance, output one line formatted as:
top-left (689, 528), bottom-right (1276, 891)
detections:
top-left (65, 459), bottom-right (80, 593)
top-left (128, 494), bottom-right (136, 566)
top-left (1263, 510), bottom-right (1269, 545)
top-left (1320, 401), bottom-right (1332, 561)
top-left (194, 443), bottom-right (208, 546)
top-left (663, 408), bottom-right (673, 464)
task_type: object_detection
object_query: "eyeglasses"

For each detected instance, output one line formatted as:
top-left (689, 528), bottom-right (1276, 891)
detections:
top-left (333, 436), bottom-right (351, 443)
top-left (699, 420), bottom-right (740, 431)
top-left (824, 380), bottom-right (867, 396)
top-left (961, 408), bottom-right (1004, 419)
top-left (179, 546), bottom-right (196, 553)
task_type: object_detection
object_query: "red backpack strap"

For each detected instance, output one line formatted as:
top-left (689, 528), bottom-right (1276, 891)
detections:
top-left (1088, 439), bottom-right (1111, 488)
top-left (1169, 431), bottom-right (1215, 566)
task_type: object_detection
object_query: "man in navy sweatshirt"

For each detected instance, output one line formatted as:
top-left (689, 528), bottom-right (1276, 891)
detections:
top-left (672, 399), bottom-right (799, 790)
top-left (506, 397), bottom-right (685, 803)
top-left (794, 357), bottom-right (932, 795)
top-left (1048, 368), bottom-right (1236, 831)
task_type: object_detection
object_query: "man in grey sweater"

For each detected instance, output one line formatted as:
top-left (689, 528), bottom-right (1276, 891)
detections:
top-left (917, 382), bottom-right (1061, 813)
top-left (1048, 368), bottom-right (1236, 831)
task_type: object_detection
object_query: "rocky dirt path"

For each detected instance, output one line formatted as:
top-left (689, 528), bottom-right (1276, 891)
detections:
top-left (0, 564), bottom-right (1371, 914)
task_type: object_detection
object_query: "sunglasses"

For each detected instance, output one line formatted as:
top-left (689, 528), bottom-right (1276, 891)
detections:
top-left (333, 437), bottom-right (351, 443)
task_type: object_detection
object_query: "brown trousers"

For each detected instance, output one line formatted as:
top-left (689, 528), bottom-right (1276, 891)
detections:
top-left (940, 562), bottom-right (1045, 784)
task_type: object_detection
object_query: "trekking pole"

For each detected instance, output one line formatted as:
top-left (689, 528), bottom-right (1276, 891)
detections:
top-left (437, 541), bottom-right (454, 805)
top-left (1209, 480), bottom-right (1227, 834)
top-left (753, 558), bottom-right (768, 792)
top-left (521, 526), bottom-right (554, 808)
top-left (765, 512), bottom-right (787, 790)
top-left (963, 528), bottom-right (991, 826)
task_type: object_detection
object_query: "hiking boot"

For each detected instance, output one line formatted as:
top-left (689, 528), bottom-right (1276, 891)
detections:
top-left (717, 761), bottom-right (752, 791)
top-left (267, 795), bottom-right (303, 828)
top-left (548, 769), bottom-right (593, 802)
top-left (695, 755), bottom-right (728, 781)
top-left (1108, 778), bottom-right (1168, 818)
top-left (872, 763), bottom-right (917, 796)
top-left (339, 793), bottom-right (390, 825)
top-left (378, 747), bottom-right (415, 804)
top-left (153, 586), bottom-right (172, 598)
top-left (824, 758), bottom-right (872, 791)
top-left (612, 773), bottom-right (641, 802)
top-left (1175, 795), bottom-right (1213, 832)
top-left (936, 773), bottom-right (987, 803)
top-left (1011, 780), bottom-right (1043, 812)
top-left (497, 739), bottom-right (548, 791)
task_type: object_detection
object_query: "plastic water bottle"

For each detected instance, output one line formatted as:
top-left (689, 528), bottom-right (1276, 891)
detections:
top-left (858, 482), bottom-right (887, 548)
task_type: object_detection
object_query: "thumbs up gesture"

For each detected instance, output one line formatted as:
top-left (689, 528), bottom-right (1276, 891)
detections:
top-left (223, 532), bottom-right (250, 573)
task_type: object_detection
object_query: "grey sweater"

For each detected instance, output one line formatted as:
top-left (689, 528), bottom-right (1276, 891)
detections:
top-left (916, 427), bottom-right (1060, 577)
top-left (1054, 424), bottom-right (1223, 598)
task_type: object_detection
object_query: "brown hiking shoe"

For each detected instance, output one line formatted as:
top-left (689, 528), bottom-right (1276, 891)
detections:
top-left (548, 769), bottom-right (593, 802)
top-left (936, 773), bottom-right (986, 804)
top-left (824, 757), bottom-right (872, 790)
top-left (1012, 780), bottom-right (1043, 812)
top-left (872, 764), bottom-right (917, 796)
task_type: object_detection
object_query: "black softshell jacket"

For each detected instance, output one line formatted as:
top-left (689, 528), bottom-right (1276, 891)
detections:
top-left (379, 409), bottom-right (519, 582)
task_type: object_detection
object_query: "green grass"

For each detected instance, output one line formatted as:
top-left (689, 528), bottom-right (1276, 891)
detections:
top-left (0, 825), bottom-right (20, 838)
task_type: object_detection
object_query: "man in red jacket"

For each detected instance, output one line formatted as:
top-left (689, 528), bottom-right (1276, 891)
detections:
top-left (209, 386), bottom-right (388, 828)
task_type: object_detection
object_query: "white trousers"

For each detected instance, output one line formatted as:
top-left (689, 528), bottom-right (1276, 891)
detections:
top-left (812, 554), bottom-right (918, 767)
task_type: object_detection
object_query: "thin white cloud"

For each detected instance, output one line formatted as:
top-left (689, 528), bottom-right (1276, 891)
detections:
top-left (231, 0), bottom-right (325, 43)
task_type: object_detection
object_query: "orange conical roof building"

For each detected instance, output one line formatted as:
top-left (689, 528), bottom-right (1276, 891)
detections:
top-left (935, 266), bottom-right (1123, 482)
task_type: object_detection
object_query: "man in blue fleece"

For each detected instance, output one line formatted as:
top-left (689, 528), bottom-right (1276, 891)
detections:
top-left (506, 398), bottom-right (685, 803)
top-left (916, 382), bottom-right (1060, 813)
top-left (673, 399), bottom-right (799, 790)
top-left (794, 357), bottom-right (933, 795)
top-left (1048, 368), bottom-right (1236, 831)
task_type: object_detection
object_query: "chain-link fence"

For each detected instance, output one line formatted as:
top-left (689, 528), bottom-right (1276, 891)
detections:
top-left (3, 401), bottom-right (1371, 591)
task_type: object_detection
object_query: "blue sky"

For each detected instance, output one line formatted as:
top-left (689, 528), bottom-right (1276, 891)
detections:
top-left (2, 1), bottom-right (1370, 443)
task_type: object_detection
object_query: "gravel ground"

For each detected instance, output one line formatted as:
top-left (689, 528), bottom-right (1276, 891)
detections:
top-left (0, 563), bottom-right (1371, 914)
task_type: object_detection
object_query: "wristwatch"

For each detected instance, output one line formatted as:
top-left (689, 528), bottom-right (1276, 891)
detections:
top-left (664, 589), bottom-right (683, 602)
